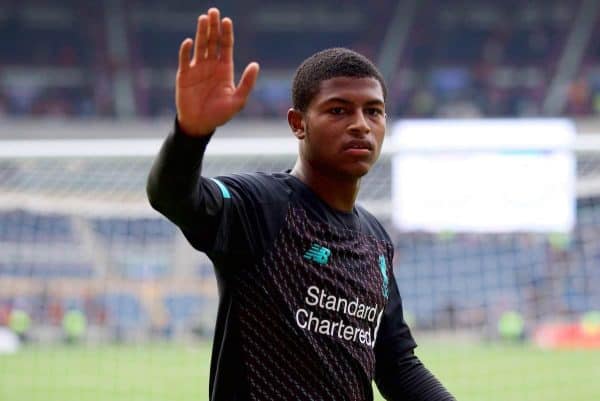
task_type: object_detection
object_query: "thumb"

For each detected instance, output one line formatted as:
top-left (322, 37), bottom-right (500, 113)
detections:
top-left (233, 62), bottom-right (260, 108)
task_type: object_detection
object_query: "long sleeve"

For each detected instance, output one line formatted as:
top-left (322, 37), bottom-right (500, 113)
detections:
top-left (146, 119), bottom-right (288, 256)
top-left (375, 350), bottom-right (456, 401)
top-left (146, 119), bottom-right (223, 251)
top-left (374, 273), bottom-right (455, 400)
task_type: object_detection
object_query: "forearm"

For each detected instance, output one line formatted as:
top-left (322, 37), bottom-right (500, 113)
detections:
top-left (376, 351), bottom-right (456, 401)
top-left (146, 118), bottom-right (214, 229)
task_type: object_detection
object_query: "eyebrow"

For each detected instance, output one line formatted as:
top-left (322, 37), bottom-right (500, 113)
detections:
top-left (321, 97), bottom-right (385, 107)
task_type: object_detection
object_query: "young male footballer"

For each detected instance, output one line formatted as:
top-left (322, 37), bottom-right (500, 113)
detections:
top-left (147, 7), bottom-right (455, 401)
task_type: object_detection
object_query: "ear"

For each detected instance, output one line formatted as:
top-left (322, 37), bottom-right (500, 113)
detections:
top-left (287, 108), bottom-right (306, 139)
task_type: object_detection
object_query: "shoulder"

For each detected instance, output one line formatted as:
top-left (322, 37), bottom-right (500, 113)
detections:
top-left (355, 204), bottom-right (392, 244)
top-left (213, 172), bottom-right (292, 203)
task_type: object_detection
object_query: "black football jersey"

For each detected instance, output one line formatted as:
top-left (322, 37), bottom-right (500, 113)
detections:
top-left (182, 172), bottom-right (416, 401)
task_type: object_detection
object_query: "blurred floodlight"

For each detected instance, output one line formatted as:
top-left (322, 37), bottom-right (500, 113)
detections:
top-left (392, 119), bottom-right (576, 232)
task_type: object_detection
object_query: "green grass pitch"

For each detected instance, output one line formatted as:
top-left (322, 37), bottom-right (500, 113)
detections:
top-left (1, 340), bottom-right (598, 401)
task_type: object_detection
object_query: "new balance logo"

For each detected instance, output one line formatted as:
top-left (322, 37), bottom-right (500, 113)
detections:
top-left (304, 244), bottom-right (331, 265)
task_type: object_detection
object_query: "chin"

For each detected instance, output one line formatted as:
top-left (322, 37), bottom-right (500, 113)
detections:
top-left (341, 164), bottom-right (371, 179)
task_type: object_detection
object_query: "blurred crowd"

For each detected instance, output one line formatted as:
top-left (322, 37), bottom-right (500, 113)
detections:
top-left (1, 0), bottom-right (600, 119)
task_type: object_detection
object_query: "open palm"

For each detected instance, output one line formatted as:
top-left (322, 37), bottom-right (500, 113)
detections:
top-left (176, 8), bottom-right (259, 136)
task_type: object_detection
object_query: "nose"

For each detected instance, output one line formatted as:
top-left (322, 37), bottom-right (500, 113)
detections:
top-left (347, 110), bottom-right (371, 136)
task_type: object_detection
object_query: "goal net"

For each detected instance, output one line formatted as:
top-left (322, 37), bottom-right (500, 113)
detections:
top-left (1, 132), bottom-right (600, 343)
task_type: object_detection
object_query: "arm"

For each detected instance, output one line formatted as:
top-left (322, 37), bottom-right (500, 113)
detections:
top-left (146, 120), bottom-right (220, 249)
top-left (146, 7), bottom-right (259, 249)
top-left (375, 275), bottom-right (456, 401)
top-left (375, 351), bottom-right (456, 401)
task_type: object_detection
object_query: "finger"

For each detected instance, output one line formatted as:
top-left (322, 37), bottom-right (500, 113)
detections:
top-left (220, 17), bottom-right (234, 64)
top-left (234, 62), bottom-right (260, 107)
top-left (193, 14), bottom-right (209, 63)
top-left (178, 38), bottom-right (193, 72)
top-left (206, 8), bottom-right (221, 60)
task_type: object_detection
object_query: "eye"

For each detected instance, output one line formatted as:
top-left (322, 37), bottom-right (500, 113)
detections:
top-left (329, 107), bottom-right (346, 115)
top-left (366, 108), bottom-right (384, 117)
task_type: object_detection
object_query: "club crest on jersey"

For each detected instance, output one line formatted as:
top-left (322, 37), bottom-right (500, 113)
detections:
top-left (379, 255), bottom-right (389, 299)
top-left (304, 244), bottom-right (331, 265)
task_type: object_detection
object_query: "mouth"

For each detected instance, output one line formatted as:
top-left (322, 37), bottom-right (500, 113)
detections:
top-left (343, 139), bottom-right (373, 155)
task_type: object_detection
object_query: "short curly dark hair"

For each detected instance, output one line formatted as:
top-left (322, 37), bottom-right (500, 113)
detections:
top-left (291, 47), bottom-right (387, 112)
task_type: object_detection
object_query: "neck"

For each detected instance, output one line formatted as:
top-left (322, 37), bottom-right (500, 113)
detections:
top-left (291, 159), bottom-right (360, 213)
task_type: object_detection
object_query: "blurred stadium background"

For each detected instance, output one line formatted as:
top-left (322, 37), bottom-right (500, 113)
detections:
top-left (1, 0), bottom-right (600, 400)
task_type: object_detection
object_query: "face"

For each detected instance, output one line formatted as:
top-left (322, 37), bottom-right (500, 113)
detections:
top-left (289, 76), bottom-right (386, 180)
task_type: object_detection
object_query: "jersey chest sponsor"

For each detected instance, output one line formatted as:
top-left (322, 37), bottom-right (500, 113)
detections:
top-left (281, 209), bottom-right (391, 348)
top-left (295, 285), bottom-right (382, 347)
top-left (236, 207), bottom-right (392, 400)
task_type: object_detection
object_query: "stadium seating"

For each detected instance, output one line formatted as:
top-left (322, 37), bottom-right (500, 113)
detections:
top-left (6, 0), bottom-right (596, 118)
top-left (0, 210), bottom-right (73, 242)
top-left (392, 0), bottom-right (578, 117)
top-left (0, 1), bottom-right (107, 117)
top-left (92, 218), bottom-right (175, 243)
top-left (1, 201), bottom-right (599, 329)
top-left (99, 292), bottom-right (147, 329)
top-left (163, 294), bottom-right (205, 327)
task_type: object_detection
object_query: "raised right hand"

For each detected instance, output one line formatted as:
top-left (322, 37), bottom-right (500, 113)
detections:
top-left (176, 8), bottom-right (259, 136)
